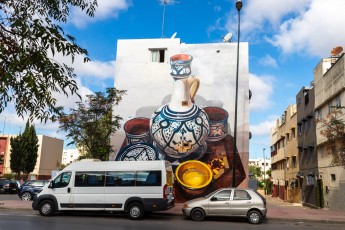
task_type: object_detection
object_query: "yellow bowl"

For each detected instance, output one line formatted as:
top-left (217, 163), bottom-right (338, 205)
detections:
top-left (175, 160), bottom-right (213, 190)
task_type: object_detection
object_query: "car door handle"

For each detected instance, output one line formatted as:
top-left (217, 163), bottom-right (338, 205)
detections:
top-left (67, 187), bottom-right (71, 193)
top-left (225, 202), bottom-right (230, 205)
top-left (247, 201), bottom-right (251, 204)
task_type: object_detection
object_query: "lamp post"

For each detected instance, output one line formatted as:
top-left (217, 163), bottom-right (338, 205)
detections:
top-left (263, 148), bottom-right (266, 180)
top-left (232, 0), bottom-right (243, 188)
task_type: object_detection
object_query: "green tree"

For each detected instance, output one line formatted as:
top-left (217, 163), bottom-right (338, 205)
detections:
top-left (0, 0), bottom-right (97, 122)
top-left (9, 121), bottom-right (39, 179)
top-left (21, 121), bottom-right (39, 175)
top-left (58, 88), bottom-right (126, 161)
top-left (249, 165), bottom-right (262, 178)
top-left (318, 107), bottom-right (345, 167)
top-left (9, 134), bottom-right (25, 178)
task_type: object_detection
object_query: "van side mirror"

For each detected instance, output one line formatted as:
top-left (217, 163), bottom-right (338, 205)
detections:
top-left (48, 181), bottom-right (54, 189)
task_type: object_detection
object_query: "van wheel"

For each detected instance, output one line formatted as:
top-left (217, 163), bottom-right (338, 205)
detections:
top-left (39, 200), bottom-right (55, 216)
top-left (191, 208), bottom-right (205, 221)
top-left (127, 202), bottom-right (144, 220)
top-left (247, 210), bottom-right (262, 224)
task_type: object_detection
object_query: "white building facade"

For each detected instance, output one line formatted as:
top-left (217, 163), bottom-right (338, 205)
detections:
top-left (111, 37), bottom-right (249, 188)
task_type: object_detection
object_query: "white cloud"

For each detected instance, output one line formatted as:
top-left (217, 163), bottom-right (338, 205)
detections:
top-left (250, 120), bottom-right (276, 136)
top-left (270, 0), bottom-right (345, 56)
top-left (258, 55), bottom-right (278, 68)
top-left (53, 52), bottom-right (116, 80)
top-left (225, 0), bottom-right (311, 37)
top-left (70, 0), bottom-right (131, 28)
top-left (249, 73), bottom-right (275, 111)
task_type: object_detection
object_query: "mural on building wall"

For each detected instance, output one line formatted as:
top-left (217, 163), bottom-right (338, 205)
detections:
top-left (114, 53), bottom-right (246, 202)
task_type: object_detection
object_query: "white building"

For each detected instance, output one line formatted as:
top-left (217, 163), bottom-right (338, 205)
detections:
top-left (249, 158), bottom-right (271, 179)
top-left (111, 37), bottom-right (249, 187)
top-left (62, 149), bottom-right (80, 165)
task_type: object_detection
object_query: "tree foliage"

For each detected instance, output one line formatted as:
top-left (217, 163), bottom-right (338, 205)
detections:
top-left (249, 165), bottom-right (262, 178)
top-left (58, 88), bottom-right (126, 161)
top-left (10, 120), bottom-right (39, 178)
top-left (0, 0), bottom-right (98, 122)
top-left (318, 107), bottom-right (345, 167)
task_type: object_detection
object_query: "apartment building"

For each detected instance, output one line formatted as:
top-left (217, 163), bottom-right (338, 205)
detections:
top-left (0, 135), bottom-right (63, 179)
top-left (270, 104), bottom-right (299, 202)
top-left (296, 86), bottom-right (322, 208)
top-left (314, 53), bottom-right (345, 210)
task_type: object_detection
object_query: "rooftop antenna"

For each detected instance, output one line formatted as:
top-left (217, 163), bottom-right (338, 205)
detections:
top-left (161, 0), bottom-right (181, 38)
top-left (222, 32), bottom-right (233, 42)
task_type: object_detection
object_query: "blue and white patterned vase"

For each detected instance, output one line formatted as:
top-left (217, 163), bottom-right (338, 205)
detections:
top-left (150, 54), bottom-right (210, 159)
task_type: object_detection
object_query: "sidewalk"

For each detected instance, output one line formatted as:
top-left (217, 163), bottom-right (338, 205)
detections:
top-left (1, 195), bottom-right (345, 223)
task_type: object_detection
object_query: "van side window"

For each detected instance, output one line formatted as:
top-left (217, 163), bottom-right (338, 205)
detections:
top-left (105, 171), bottom-right (135, 187)
top-left (136, 171), bottom-right (162, 186)
top-left (53, 172), bottom-right (72, 188)
top-left (75, 171), bottom-right (105, 187)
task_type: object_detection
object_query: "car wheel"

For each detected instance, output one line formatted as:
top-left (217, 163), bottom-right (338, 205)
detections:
top-left (39, 200), bottom-right (55, 216)
top-left (21, 192), bottom-right (32, 201)
top-left (247, 210), bottom-right (262, 224)
top-left (127, 202), bottom-right (144, 220)
top-left (191, 208), bottom-right (205, 221)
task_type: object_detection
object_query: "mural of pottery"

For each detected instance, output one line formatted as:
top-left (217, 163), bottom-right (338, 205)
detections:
top-left (115, 143), bottom-right (159, 161)
top-left (175, 160), bottom-right (213, 195)
top-left (124, 117), bottom-right (151, 145)
top-left (203, 106), bottom-right (229, 142)
top-left (150, 54), bottom-right (210, 159)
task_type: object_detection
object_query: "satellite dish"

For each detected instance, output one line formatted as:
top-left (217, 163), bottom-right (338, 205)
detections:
top-left (170, 32), bottom-right (177, 39)
top-left (331, 46), bottom-right (343, 56)
top-left (222, 33), bottom-right (233, 42)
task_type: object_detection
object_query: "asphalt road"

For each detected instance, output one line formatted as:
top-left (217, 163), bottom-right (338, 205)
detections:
top-left (0, 209), bottom-right (345, 230)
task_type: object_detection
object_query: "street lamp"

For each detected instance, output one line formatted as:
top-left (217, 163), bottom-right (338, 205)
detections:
top-left (263, 148), bottom-right (266, 180)
top-left (232, 0), bottom-right (243, 188)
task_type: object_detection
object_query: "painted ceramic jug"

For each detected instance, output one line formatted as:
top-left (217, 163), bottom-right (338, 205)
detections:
top-left (150, 54), bottom-right (210, 158)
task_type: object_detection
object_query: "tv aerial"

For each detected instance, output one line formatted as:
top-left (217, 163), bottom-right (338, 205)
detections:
top-left (161, 0), bottom-right (181, 38)
top-left (330, 46), bottom-right (343, 57)
top-left (222, 32), bottom-right (233, 42)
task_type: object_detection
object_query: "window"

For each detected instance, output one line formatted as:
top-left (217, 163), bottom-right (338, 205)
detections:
top-left (136, 171), bottom-right (162, 186)
top-left (328, 101), bottom-right (333, 113)
top-left (150, 49), bottom-right (166, 63)
top-left (292, 156), bottom-right (297, 168)
top-left (75, 171), bottom-right (105, 187)
top-left (307, 175), bottom-right (315, 185)
top-left (331, 174), bottom-right (336, 181)
top-left (298, 124), bottom-right (302, 136)
top-left (53, 172), bottom-right (72, 188)
top-left (234, 190), bottom-right (251, 200)
top-left (315, 109), bottom-right (323, 120)
top-left (211, 190), bottom-right (231, 201)
top-left (304, 91), bottom-right (309, 105)
top-left (335, 95), bottom-right (341, 108)
top-left (291, 128), bottom-right (296, 139)
top-left (105, 171), bottom-right (135, 187)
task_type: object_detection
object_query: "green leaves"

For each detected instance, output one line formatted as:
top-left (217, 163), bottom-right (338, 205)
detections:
top-left (58, 87), bottom-right (126, 161)
top-left (9, 120), bottom-right (39, 178)
top-left (0, 0), bottom-right (97, 122)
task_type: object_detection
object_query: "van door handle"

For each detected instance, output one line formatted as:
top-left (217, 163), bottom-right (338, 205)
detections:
top-left (67, 187), bottom-right (71, 193)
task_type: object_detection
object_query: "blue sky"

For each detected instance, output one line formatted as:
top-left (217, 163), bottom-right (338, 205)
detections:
top-left (1, 0), bottom-right (345, 159)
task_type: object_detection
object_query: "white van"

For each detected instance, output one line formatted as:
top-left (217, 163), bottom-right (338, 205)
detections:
top-left (32, 160), bottom-right (175, 219)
